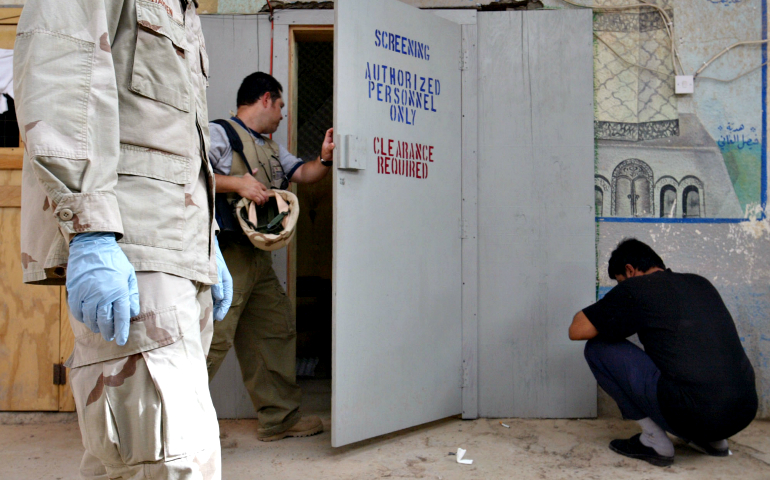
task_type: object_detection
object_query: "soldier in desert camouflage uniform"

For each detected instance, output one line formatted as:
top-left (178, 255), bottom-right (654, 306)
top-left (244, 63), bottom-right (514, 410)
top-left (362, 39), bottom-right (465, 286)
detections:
top-left (14, 0), bottom-right (226, 478)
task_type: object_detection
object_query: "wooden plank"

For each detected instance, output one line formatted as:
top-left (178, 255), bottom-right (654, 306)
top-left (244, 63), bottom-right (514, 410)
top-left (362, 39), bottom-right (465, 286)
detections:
top-left (0, 185), bottom-right (20, 207)
top-left (58, 287), bottom-right (76, 412)
top-left (460, 23), bottom-right (479, 420)
top-left (271, 23), bottom-right (291, 299)
top-left (273, 10), bottom-right (334, 26)
top-left (0, 207), bottom-right (61, 411)
top-left (293, 26), bottom-right (333, 43)
top-left (0, 10), bottom-right (18, 54)
top-left (287, 29), bottom-right (298, 308)
top-left (0, 24), bottom-right (15, 50)
top-left (288, 28), bottom-right (299, 158)
top-left (0, 8), bottom-right (22, 24)
top-left (0, 149), bottom-right (23, 170)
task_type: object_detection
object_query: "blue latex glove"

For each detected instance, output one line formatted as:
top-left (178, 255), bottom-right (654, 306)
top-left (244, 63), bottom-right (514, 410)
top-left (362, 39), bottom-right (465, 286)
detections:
top-left (212, 237), bottom-right (233, 321)
top-left (67, 233), bottom-right (140, 345)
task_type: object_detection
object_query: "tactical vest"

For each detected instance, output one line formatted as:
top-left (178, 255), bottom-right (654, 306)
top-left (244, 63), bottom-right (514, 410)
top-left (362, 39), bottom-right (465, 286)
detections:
top-left (225, 119), bottom-right (288, 197)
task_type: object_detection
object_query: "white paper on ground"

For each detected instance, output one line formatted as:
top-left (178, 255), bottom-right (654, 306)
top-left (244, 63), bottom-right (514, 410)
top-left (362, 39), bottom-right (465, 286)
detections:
top-left (456, 448), bottom-right (473, 465)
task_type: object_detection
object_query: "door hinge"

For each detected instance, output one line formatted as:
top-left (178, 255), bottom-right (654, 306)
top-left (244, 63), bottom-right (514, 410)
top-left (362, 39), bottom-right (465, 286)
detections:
top-left (460, 218), bottom-right (468, 239)
top-left (461, 361), bottom-right (470, 388)
top-left (53, 363), bottom-right (67, 386)
top-left (459, 48), bottom-right (469, 71)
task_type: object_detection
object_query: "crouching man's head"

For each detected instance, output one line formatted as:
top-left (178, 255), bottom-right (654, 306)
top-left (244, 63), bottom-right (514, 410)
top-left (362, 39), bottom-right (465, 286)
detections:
top-left (608, 238), bottom-right (666, 283)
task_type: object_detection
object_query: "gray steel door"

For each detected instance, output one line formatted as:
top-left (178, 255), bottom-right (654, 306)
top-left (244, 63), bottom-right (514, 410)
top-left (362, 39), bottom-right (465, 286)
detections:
top-left (476, 10), bottom-right (597, 418)
top-left (332, 0), bottom-right (463, 447)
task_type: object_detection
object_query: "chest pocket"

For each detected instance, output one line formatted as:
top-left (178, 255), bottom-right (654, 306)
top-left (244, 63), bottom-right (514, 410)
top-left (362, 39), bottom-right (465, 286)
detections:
top-left (131, 0), bottom-right (191, 112)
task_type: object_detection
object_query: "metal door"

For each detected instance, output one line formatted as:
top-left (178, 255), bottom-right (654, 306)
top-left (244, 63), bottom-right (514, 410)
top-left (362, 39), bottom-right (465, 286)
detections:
top-left (333, 0), bottom-right (463, 447)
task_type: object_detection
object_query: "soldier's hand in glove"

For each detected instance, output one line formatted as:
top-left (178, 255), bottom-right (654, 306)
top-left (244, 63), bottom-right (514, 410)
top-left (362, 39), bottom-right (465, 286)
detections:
top-left (66, 232), bottom-right (140, 346)
top-left (212, 237), bottom-right (233, 321)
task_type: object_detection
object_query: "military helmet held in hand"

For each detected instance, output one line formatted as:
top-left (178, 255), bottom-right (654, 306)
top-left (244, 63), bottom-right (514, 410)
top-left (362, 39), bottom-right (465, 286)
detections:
top-left (235, 189), bottom-right (299, 251)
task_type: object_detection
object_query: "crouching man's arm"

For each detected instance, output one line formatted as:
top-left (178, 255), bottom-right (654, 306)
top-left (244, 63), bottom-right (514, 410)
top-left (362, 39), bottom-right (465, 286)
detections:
top-left (569, 311), bottom-right (598, 341)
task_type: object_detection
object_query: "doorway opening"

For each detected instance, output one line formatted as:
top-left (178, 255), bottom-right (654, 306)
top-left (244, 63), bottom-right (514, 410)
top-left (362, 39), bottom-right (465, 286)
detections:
top-left (288, 26), bottom-right (334, 414)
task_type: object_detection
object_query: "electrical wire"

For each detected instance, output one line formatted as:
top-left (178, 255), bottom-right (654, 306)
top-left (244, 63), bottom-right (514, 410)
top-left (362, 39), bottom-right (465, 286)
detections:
top-left (266, 0), bottom-right (275, 76)
top-left (562, 0), bottom-right (768, 85)
top-left (265, 0), bottom-right (275, 140)
top-left (559, 0), bottom-right (682, 76)
top-left (696, 61), bottom-right (768, 83)
top-left (695, 40), bottom-right (769, 78)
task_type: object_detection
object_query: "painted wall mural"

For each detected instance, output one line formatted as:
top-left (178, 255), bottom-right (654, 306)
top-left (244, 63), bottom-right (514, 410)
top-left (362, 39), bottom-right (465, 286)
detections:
top-left (595, 114), bottom-right (744, 218)
top-left (593, 0), bottom-right (679, 142)
top-left (590, 0), bottom-right (765, 220)
top-left (579, 0), bottom-right (770, 416)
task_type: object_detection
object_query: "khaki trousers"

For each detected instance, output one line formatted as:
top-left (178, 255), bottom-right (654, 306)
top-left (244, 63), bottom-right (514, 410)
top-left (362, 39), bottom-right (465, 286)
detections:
top-left (206, 241), bottom-right (302, 436)
top-left (69, 272), bottom-right (221, 480)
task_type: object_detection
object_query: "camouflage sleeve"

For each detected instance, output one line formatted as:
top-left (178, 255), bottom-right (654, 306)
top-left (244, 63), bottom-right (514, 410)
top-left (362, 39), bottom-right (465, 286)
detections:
top-left (14, 0), bottom-right (125, 239)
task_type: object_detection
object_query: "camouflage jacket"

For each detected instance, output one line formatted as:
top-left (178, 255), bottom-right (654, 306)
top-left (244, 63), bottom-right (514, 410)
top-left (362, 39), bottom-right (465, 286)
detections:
top-left (14, 0), bottom-right (218, 285)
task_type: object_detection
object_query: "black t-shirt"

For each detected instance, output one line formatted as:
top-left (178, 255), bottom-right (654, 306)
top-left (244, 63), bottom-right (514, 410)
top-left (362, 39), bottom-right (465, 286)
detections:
top-left (583, 269), bottom-right (757, 441)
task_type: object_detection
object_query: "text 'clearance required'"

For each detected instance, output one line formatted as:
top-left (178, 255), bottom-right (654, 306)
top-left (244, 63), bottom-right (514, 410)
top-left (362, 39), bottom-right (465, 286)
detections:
top-left (374, 137), bottom-right (434, 180)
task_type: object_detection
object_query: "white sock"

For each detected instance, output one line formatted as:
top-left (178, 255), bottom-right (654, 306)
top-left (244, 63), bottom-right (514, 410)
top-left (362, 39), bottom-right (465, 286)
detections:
top-left (637, 417), bottom-right (674, 457)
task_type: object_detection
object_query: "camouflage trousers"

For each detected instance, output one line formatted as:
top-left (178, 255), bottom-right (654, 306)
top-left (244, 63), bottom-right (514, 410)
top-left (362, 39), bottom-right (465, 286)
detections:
top-left (206, 241), bottom-right (302, 436)
top-left (67, 272), bottom-right (221, 480)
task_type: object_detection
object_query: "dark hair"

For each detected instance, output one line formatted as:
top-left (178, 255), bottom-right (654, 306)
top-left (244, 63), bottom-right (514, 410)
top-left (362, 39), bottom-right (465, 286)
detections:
top-left (607, 238), bottom-right (666, 280)
top-left (237, 72), bottom-right (283, 107)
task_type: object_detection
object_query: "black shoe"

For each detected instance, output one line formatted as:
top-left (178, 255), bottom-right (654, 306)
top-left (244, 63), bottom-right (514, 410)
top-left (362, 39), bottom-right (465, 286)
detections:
top-left (686, 439), bottom-right (730, 457)
top-left (609, 433), bottom-right (674, 467)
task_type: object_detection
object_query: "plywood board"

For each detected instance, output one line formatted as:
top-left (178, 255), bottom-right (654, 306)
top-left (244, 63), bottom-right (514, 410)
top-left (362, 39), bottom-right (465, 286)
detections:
top-left (476, 10), bottom-right (596, 418)
top-left (0, 149), bottom-right (23, 170)
top-left (0, 206), bottom-right (61, 410)
top-left (0, 185), bottom-right (20, 207)
top-left (0, 9), bottom-right (20, 50)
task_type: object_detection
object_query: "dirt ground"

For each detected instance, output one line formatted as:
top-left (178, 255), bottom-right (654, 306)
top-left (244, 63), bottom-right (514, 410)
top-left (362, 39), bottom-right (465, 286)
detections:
top-left (1, 380), bottom-right (769, 479)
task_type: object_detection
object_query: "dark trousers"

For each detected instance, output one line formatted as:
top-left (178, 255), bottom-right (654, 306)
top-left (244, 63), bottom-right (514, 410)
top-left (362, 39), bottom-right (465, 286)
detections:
top-left (584, 338), bottom-right (673, 433)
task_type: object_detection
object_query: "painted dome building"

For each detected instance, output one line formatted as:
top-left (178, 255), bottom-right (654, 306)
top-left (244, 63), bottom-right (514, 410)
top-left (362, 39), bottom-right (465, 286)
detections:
top-left (595, 114), bottom-right (743, 219)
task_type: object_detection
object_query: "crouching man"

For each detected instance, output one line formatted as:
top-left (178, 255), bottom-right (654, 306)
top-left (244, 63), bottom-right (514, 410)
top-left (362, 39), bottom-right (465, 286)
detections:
top-left (569, 238), bottom-right (757, 466)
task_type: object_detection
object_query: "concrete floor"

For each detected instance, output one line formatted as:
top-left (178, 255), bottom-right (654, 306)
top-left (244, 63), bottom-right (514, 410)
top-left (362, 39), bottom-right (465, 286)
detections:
top-left (2, 380), bottom-right (769, 479)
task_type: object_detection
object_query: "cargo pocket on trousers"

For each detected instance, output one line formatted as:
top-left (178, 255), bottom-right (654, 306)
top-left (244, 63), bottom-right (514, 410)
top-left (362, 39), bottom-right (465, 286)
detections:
top-left (116, 144), bottom-right (191, 250)
top-left (142, 325), bottom-right (218, 460)
top-left (275, 283), bottom-right (296, 337)
top-left (71, 355), bottom-right (164, 467)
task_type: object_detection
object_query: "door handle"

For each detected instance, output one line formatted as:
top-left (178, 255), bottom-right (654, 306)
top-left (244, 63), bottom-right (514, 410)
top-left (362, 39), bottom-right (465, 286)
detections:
top-left (337, 134), bottom-right (367, 170)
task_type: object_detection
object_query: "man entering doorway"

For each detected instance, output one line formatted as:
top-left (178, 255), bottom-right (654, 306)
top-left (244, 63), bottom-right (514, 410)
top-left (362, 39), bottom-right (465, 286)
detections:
top-left (206, 72), bottom-right (335, 441)
top-left (569, 238), bottom-right (757, 466)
